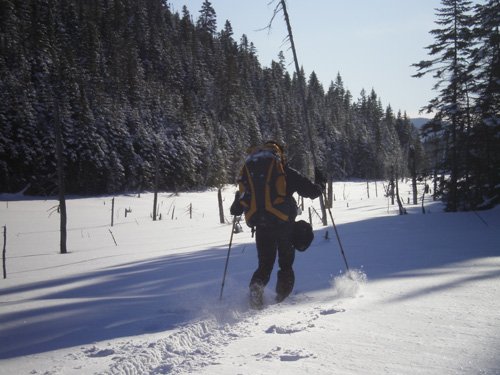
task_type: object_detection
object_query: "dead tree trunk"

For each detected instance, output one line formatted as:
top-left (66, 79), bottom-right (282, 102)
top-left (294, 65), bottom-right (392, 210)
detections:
top-left (327, 179), bottom-right (333, 209)
top-left (3, 225), bottom-right (6, 279)
top-left (278, 0), bottom-right (349, 271)
top-left (395, 175), bottom-right (406, 215)
top-left (410, 146), bottom-right (418, 205)
top-left (421, 184), bottom-right (427, 214)
top-left (55, 102), bottom-right (67, 254)
top-left (278, 0), bottom-right (327, 225)
top-left (433, 170), bottom-right (438, 201)
top-left (111, 197), bottom-right (115, 226)
top-left (153, 151), bottom-right (159, 221)
top-left (218, 188), bottom-right (225, 224)
top-left (319, 194), bottom-right (328, 226)
top-left (390, 166), bottom-right (395, 205)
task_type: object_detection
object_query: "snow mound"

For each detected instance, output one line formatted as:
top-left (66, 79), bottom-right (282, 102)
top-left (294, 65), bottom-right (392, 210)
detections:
top-left (330, 268), bottom-right (367, 298)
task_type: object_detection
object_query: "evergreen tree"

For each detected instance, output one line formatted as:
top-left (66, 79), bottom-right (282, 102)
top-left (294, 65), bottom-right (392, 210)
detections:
top-left (413, 0), bottom-right (475, 211)
top-left (196, 0), bottom-right (217, 35)
top-left (0, 0), bottom-right (427, 198)
top-left (467, 0), bottom-right (500, 207)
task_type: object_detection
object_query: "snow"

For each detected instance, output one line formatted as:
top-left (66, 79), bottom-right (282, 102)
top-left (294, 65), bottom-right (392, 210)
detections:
top-left (1, 181), bottom-right (499, 375)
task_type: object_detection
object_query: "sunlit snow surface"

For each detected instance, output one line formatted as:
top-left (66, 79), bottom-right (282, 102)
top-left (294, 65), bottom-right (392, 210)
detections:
top-left (1, 181), bottom-right (499, 374)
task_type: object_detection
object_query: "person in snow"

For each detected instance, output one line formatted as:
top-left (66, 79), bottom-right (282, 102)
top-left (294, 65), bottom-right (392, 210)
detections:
top-left (230, 141), bottom-right (324, 308)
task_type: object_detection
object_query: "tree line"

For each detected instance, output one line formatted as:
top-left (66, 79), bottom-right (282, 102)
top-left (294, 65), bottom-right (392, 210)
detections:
top-left (414, 0), bottom-right (499, 211)
top-left (2, 0), bottom-right (496, 212)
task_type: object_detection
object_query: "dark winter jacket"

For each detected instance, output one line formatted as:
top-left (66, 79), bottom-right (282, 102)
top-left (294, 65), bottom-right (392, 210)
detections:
top-left (284, 165), bottom-right (322, 200)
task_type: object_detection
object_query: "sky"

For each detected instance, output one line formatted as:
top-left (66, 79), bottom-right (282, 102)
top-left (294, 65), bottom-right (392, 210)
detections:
top-left (167, 0), bottom-right (447, 119)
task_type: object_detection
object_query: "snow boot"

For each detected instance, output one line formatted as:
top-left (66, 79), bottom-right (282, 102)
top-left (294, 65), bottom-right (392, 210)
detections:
top-left (275, 269), bottom-right (295, 303)
top-left (249, 283), bottom-right (264, 310)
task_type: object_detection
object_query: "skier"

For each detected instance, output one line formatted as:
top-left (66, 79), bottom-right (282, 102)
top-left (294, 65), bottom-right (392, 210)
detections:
top-left (230, 141), bottom-right (324, 308)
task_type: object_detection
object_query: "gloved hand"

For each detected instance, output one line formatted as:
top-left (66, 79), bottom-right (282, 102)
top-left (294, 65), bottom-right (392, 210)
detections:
top-left (314, 167), bottom-right (326, 190)
top-left (230, 191), bottom-right (244, 216)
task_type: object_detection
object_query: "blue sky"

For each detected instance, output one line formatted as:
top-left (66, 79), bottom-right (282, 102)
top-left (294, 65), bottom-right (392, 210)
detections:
top-left (168, 1), bottom-right (448, 119)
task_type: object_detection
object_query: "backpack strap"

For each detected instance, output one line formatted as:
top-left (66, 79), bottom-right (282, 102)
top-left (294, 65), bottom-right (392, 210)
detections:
top-left (264, 157), bottom-right (289, 222)
top-left (241, 164), bottom-right (257, 219)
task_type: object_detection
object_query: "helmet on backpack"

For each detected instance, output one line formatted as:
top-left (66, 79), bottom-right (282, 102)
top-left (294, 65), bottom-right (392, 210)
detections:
top-left (292, 220), bottom-right (314, 251)
top-left (264, 140), bottom-right (286, 163)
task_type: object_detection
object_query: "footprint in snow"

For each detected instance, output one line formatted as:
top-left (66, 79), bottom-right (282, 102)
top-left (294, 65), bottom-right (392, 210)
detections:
top-left (280, 351), bottom-right (314, 362)
top-left (281, 349), bottom-right (316, 361)
top-left (320, 307), bottom-right (346, 316)
top-left (84, 347), bottom-right (115, 358)
top-left (265, 324), bottom-right (305, 334)
top-left (256, 347), bottom-right (316, 361)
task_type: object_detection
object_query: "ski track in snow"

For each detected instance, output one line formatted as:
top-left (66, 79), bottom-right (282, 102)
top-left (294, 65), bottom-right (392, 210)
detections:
top-left (93, 272), bottom-right (361, 374)
top-left (106, 317), bottom-right (248, 374)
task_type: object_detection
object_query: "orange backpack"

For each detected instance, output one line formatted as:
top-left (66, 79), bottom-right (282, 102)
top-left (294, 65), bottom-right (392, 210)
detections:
top-left (237, 143), bottom-right (291, 227)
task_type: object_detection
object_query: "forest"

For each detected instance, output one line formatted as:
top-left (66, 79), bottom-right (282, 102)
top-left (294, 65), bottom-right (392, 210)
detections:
top-left (0, 0), bottom-right (498, 211)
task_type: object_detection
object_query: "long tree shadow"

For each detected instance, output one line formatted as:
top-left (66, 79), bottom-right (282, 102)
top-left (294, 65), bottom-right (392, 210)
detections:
top-left (0, 245), bottom-right (252, 359)
top-left (293, 208), bottom-right (500, 295)
top-left (1, 208), bottom-right (498, 359)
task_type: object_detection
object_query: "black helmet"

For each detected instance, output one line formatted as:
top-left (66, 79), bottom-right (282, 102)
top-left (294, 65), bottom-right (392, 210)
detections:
top-left (292, 220), bottom-right (314, 252)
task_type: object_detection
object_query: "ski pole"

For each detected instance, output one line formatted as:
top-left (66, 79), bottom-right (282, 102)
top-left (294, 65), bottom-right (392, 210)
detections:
top-left (219, 216), bottom-right (237, 301)
top-left (324, 200), bottom-right (350, 271)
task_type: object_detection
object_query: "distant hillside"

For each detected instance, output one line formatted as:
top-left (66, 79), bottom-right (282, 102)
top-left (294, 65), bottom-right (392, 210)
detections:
top-left (411, 117), bottom-right (431, 128)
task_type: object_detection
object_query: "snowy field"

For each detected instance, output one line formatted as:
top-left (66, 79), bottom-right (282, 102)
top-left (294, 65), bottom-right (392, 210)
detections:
top-left (1, 181), bottom-right (499, 375)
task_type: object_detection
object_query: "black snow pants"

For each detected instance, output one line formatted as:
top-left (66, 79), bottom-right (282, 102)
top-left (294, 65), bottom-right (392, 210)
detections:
top-left (250, 221), bottom-right (295, 300)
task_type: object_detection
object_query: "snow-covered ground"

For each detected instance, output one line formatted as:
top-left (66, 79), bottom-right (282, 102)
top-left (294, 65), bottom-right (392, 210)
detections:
top-left (1, 181), bottom-right (499, 375)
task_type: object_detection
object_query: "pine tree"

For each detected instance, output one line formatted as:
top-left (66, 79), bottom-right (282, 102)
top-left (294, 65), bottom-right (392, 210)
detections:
top-left (467, 0), bottom-right (500, 207)
top-left (1, 0), bottom-right (430, 196)
top-left (413, 0), bottom-right (475, 211)
top-left (196, 0), bottom-right (217, 35)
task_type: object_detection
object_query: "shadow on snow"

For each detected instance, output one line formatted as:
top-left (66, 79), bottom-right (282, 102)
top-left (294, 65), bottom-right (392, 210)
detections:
top-left (0, 208), bottom-right (499, 359)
